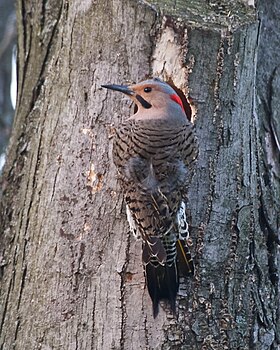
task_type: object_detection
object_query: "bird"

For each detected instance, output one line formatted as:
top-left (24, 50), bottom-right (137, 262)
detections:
top-left (102, 78), bottom-right (198, 317)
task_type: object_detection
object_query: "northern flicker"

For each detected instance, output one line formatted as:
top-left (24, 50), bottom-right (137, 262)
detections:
top-left (102, 78), bottom-right (198, 317)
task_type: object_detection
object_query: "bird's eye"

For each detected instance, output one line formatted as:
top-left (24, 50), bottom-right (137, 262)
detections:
top-left (144, 87), bottom-right (152, 93)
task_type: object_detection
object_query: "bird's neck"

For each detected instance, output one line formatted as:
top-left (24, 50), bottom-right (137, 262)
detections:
top-left (130, 104), bottom-right (187, 123)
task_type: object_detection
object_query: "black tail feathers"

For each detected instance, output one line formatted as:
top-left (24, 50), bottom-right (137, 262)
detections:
top-left (145, 263), bottom-right (179, 318)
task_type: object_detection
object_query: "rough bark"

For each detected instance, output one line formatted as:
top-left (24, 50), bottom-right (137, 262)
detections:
top-left (0, 0), bottom-right (279, 349)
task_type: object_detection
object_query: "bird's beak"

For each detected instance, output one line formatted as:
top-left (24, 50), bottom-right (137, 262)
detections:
top-left (101, 84), bottom-right (134, 96)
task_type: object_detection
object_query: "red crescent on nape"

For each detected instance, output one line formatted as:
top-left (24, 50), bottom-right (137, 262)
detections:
top-left (170, 94), bottom-right (184, 111)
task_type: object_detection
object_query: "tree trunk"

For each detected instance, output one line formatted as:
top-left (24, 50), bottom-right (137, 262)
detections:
top-left (0, 0), bottom-right (279, 349)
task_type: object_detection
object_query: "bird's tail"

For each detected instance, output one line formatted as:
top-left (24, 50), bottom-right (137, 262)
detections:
top-left (145, 262), bottom-right (179, 318)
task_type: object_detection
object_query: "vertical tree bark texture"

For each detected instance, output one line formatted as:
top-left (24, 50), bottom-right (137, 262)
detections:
top-left (0, 0), bottom-right (279, 349)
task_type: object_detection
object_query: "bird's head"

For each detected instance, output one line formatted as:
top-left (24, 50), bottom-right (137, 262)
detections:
top-left (102, 78), bottom-right (187, 121)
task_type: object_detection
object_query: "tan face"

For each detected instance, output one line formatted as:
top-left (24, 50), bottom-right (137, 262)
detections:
top-left (129, 82), bottom-right (179, 110)
top-left (101, 79), bottom-right (185, 117)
